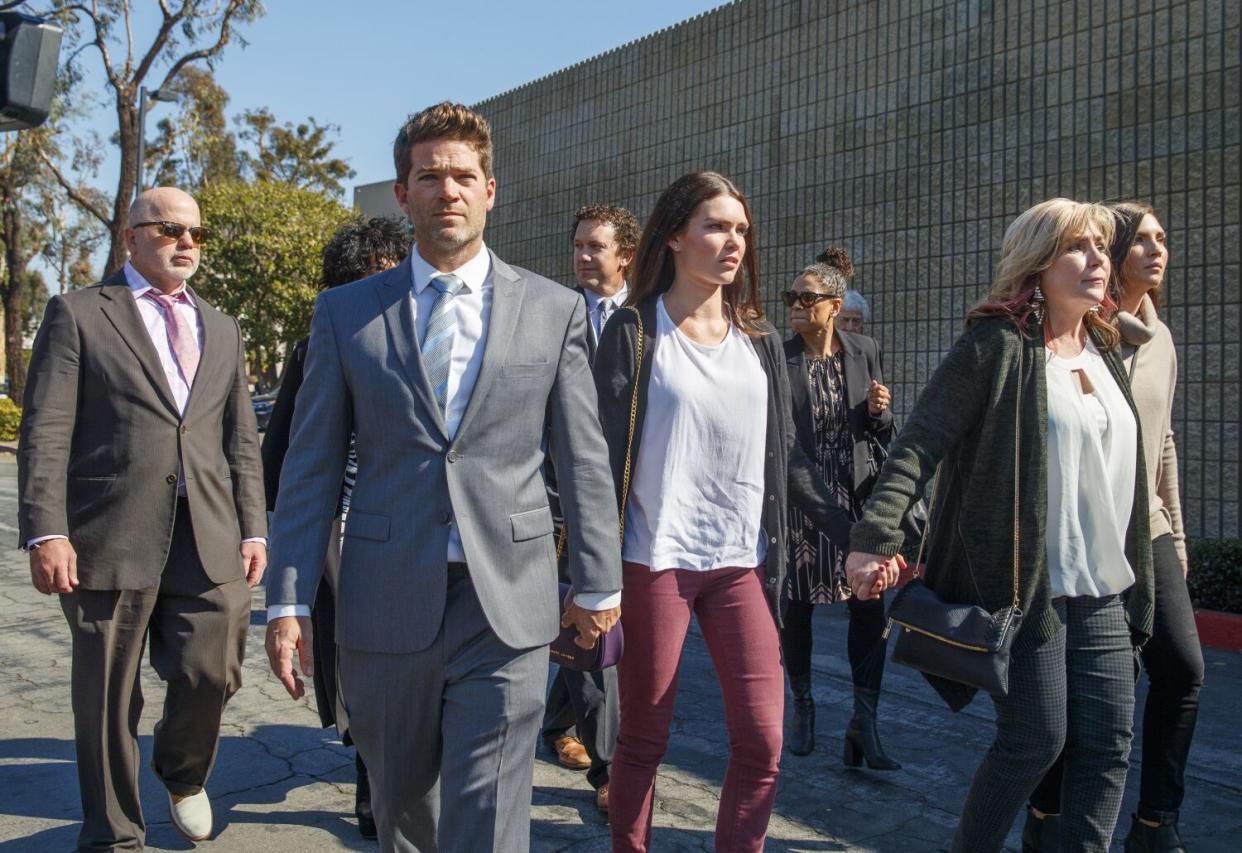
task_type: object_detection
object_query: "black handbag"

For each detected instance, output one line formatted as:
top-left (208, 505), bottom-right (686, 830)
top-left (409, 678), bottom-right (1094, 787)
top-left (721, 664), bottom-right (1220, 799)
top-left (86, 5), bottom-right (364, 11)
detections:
top-left (884, 347), bottom-right (1024, 698)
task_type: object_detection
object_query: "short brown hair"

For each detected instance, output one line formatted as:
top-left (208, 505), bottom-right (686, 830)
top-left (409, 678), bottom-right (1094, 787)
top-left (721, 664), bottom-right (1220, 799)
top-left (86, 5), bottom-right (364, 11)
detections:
top-left (393, 101), bottom-right (494, 185)
top-left (571, 204), bottom-right (640, 255)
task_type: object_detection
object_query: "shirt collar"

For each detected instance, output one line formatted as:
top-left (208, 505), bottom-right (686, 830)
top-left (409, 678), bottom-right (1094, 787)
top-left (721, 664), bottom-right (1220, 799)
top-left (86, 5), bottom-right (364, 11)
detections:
top-left (582, 282), bottom-right (628, 311)
top-left (123, 261), bottom-right (195, 305)
top-left (409, 242), bottom-right (492, 296)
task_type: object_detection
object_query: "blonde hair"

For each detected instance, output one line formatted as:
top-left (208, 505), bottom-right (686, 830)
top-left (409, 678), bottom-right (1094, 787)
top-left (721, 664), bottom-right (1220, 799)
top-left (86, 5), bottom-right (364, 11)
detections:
top-left (968, 198), bottom-right (1120, 349)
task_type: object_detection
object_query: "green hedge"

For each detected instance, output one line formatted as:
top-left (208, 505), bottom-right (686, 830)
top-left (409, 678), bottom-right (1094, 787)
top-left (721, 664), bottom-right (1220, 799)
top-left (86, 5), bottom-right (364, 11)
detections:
top-left (0, 398), bottom-right (19, 441)
top-left (1188, 538), bottom-right (1242, 615)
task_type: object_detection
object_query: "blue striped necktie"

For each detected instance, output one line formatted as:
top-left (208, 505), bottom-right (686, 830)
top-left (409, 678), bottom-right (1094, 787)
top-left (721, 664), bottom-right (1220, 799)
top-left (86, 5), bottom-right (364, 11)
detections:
top-left (422, 273), bottom-right (464, 415)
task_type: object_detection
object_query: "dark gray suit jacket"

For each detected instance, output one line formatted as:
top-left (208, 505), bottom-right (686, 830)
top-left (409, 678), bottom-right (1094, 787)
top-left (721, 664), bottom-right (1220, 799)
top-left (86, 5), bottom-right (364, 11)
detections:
top-left (266, 251), bottom-right (621, 654)
top-left (17, 270), bottom-right (267, 589)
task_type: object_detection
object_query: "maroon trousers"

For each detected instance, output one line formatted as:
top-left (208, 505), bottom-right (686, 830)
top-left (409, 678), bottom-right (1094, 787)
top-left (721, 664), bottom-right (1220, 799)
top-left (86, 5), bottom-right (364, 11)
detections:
top-left (609, 562), bottom-right (784, 853)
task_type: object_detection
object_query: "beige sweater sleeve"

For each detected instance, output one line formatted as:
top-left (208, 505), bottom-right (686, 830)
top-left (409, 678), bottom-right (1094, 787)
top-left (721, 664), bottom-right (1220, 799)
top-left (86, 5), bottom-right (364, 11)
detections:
top-left (1158, 340), bottom-right (1188, 564)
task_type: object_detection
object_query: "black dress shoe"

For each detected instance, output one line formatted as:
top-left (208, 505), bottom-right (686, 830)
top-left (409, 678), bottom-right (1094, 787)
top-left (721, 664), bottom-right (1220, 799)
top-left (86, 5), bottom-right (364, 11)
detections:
top-left (356, 752), bottom-right (377, 840)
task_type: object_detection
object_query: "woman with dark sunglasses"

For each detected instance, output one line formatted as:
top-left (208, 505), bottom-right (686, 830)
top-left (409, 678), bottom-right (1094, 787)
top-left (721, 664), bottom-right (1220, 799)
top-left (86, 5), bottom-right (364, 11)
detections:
top-left (779, 263), bottom-right (901, 768)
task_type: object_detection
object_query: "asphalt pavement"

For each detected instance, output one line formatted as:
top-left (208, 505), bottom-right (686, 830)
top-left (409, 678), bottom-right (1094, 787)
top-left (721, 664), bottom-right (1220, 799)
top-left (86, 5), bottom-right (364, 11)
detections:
top-left (1, 457), bottom-right (1238, 851)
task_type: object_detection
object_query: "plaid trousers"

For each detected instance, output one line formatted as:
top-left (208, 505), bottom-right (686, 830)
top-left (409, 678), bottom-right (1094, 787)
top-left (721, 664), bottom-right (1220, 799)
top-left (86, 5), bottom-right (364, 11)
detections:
top-left (952, 594), bottom-right (1136, 852)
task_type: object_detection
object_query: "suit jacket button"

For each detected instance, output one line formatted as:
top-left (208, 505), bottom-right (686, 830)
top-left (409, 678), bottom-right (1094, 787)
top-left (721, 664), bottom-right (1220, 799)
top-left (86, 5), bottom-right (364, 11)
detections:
top-left (179, 425), bottom-right (188, 434)
top-left (447, 450), bottom-right (459, 463)
top-left (439, 511), bottom-right (451, 524)
top-left (166, 474), bottom-right (177, 484)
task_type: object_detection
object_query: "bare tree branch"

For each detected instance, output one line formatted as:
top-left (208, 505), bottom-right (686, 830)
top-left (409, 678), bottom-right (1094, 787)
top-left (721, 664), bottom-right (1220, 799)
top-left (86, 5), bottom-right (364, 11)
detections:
top-left (36, 147), bottom-right (111, 227)
top-left (155, 0), bottom-right (249, 90)
top-left (132, 4), bottom-right (186, 88)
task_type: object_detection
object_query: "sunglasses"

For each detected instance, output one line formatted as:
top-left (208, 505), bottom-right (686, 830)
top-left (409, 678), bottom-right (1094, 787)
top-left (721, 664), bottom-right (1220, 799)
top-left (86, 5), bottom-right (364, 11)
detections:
top-left (780, 291), bottom-right (836, 309)
top-left (132, 220), bottom-right (212, 245)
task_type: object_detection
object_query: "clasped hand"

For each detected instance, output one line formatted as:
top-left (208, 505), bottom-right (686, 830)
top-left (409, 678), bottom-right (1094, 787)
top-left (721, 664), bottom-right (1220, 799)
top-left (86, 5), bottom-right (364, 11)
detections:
top-left (845, 551), bottom-right (907, 600)
top-left (561, 602), bottom-right (621, 650)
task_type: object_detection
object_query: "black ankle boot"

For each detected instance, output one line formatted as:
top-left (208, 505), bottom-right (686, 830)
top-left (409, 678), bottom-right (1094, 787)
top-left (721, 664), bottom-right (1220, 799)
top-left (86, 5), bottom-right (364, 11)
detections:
top-left (1021, 809), bottom-right (1061, 853)
top-left (1124, 813), bottom-right (1187, 853)
top-left (355, 752), bottom-right (377, 840)
top-left (787, 673), bottom-right (815, 756)
top-left (843, 687), bottom-right (900, 770)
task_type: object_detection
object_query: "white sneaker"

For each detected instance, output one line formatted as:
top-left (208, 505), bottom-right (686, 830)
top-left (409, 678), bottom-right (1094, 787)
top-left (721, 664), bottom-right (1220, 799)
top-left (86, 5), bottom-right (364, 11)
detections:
top-left (169, 789), bottom-right (213, 842)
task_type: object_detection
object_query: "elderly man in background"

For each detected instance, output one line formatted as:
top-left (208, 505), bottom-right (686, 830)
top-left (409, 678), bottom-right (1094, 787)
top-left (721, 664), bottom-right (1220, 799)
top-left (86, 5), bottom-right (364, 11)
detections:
top-left (18, 187), bottom-right (267, 850)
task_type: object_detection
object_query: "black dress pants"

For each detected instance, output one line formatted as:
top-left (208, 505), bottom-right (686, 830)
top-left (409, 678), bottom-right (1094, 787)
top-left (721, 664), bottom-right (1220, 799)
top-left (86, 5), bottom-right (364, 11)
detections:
top-left (781, 595), bottom-right (887, 690)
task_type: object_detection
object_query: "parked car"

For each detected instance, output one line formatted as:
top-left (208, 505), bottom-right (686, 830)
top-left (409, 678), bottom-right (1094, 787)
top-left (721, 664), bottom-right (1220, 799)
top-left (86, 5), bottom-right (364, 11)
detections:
top-left (252, 393), bottom-right (276, 432)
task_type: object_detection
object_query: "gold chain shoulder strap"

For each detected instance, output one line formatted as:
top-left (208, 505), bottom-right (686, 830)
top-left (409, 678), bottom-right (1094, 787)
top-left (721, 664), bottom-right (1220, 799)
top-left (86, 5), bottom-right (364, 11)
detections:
top-left (912, 339), bottom-right (1023, 610)
top-left (556, 305), bottom-right (645, 560)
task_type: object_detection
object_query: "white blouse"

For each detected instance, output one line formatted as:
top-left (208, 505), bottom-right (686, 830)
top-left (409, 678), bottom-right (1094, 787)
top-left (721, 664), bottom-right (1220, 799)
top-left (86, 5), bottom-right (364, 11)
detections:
top-left (623, 297), bottom-right (769, 572)
top-left (1044, 339), bottom-right (1138, 598)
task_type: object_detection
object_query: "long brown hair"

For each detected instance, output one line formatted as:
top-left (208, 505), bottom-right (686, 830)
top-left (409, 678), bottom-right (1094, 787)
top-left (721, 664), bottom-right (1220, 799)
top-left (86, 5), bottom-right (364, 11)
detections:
top-left (967, 198), bottom-right (1121, 350)
top-left (627, 171), bottom-right (765, 336)
top-left (1107, 200), bottom-right (1162, 310)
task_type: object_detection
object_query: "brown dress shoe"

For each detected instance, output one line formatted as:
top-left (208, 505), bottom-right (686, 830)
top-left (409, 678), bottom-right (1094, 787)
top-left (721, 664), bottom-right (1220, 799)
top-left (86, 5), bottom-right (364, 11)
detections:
top-left (552, 735), bottom-right (591, 770)
top-left (596, 784), bottom-right (609, 815)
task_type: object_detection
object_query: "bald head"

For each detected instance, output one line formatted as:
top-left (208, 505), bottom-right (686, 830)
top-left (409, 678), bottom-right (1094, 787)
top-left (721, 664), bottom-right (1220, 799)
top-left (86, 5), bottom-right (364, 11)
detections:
top-left (125, 187), bottom-right (204, 292)
top-left (129, 186), bottom-right (199, 224)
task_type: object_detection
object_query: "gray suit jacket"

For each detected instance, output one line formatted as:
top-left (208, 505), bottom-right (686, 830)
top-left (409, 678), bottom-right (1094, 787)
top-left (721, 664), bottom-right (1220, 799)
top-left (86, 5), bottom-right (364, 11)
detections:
top-left (266, 251), bottom-right (621, 654)
top-left (17, 271), bottom-right (267, 589)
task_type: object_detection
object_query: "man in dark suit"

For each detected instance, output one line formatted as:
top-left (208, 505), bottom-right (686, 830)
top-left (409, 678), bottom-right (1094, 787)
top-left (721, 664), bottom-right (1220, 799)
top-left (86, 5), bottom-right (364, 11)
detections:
top-left (18, 187), bottom-right (267, 850)
top-left (264, 103), bottom-right (621, 852)
top-left (541, 203), bottom-right (638, 814)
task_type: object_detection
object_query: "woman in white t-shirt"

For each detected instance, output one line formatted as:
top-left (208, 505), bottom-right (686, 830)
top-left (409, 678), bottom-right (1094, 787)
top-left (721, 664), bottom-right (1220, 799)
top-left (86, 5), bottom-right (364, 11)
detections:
top-left (593, 171), bottom-right (864, 853)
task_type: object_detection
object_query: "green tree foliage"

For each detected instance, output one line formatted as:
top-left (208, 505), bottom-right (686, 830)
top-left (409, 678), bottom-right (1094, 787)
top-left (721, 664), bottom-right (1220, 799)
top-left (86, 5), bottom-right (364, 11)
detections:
top-left (195, 181), bottom-right (353, 389)
top-left (238, 108), bottom-right (354, 197)
top-left (38, 0), bottom-right (265, 275)
top-left (145, 67), bottom-right (241, 189)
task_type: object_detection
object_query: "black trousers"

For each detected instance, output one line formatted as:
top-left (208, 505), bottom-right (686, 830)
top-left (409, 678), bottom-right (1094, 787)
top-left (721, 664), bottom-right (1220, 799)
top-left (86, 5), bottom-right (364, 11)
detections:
top-left (541, 666), bottom-right (618, 790)
top-left (1032, 534), bottom-right (1204, 823)
top-left (781, 595), bottom-right (887, 690)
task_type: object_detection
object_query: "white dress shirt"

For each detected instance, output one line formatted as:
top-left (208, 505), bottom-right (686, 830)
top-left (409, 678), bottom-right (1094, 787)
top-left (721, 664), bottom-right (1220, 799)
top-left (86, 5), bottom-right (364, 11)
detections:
top-left (581, 283), bottom-right (628, 345)
top-left (27, 263), bottom-right (263, 550)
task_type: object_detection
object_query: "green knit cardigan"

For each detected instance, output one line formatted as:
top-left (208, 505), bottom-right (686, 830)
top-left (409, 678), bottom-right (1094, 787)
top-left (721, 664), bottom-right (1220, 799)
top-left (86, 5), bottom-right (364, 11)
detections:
top-left (851, 316), bottom-right (1155, 705)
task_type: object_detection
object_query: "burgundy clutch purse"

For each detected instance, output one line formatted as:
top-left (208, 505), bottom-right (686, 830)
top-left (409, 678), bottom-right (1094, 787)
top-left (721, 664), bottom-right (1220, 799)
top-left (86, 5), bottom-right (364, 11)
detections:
top-left (550, 583), bottom-right (624, 672)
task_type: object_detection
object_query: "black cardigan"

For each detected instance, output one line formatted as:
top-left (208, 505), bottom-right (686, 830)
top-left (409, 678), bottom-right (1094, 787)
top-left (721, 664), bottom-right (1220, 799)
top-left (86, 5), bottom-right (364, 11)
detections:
top-left (593, 297), bottom-right (853, 624)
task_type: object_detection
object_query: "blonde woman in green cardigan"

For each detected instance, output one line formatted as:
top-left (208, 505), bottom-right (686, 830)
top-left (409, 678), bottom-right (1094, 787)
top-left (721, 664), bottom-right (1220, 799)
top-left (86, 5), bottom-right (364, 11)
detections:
top-left (1026, 202), bottom-right (1203, 853)
top-left (846, 198), bottom-right (1155, 853)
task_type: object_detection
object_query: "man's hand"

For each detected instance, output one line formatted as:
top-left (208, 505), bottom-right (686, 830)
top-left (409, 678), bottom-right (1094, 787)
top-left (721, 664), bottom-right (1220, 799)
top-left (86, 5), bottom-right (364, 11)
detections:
top-left (561, 603), bottom-right (621, 650)
top-left (265, 615), bottom-right (314, 699)
top-left (240, 541), bottom-right (267, 588)
top-left (30, 539), bottom-right (79, 595)
top-left (867, 380), bottom-right (892, 416)
top-left (846, 551), bottom-right (906, 600)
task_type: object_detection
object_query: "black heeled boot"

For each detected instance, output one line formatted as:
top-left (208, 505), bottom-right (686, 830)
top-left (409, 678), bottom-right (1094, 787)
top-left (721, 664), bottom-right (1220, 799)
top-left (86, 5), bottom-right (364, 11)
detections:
top-left (1124, 813), bottom-right (1188, 853)
top-left (355, 752), bottom-right (377, 840)
top-left (843, 686), bottom-right (901, 770)
top-left (1021, 809), bottom-right (1061, 853)
top-left (788, 672), bottom-right (816, 756)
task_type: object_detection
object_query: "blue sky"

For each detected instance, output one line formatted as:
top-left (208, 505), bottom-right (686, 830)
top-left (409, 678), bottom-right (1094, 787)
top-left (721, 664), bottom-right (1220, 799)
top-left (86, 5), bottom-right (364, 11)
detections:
top-left (71, 0), bottom-right (728, 193)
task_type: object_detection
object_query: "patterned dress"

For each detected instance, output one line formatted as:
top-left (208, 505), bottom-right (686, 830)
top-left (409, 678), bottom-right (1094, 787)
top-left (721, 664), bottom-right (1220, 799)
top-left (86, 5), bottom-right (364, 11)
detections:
top-left (787, 352), bottom-right (861, 604)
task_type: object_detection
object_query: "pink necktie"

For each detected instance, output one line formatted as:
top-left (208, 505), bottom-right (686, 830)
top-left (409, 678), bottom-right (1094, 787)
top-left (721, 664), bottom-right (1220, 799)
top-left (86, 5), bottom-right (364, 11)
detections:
top-left (143, 290), bottom-right (200, 387)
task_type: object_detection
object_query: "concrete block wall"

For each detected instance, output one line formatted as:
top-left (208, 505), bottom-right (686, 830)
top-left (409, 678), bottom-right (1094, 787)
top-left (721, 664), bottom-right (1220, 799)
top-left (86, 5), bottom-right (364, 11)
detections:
top-left (476, 0), bottom-right (1241, 541)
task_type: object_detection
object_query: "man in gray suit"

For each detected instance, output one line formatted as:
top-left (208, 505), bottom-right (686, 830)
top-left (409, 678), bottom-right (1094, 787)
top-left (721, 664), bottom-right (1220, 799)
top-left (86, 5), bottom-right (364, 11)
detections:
top-left (264, 102), bottom-right (622, 852)
top-left (18, 187), bottom-right (268, 850)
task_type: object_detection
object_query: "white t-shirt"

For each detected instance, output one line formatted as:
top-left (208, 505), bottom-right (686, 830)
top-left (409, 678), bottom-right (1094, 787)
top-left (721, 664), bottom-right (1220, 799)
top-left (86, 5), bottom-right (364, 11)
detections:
top-left (622, 297), bottom-right (769, 572)
top-left (1044, 339), bottom-right (1138, 598)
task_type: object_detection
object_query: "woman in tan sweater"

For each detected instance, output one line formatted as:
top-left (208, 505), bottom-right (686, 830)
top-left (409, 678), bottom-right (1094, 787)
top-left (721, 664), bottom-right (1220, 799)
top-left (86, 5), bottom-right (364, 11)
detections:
top-left (1025, 202), bottom-right (1203, 853)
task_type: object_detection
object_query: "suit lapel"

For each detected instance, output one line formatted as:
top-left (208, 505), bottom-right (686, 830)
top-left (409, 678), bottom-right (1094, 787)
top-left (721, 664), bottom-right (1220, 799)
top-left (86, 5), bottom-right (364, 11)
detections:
top-left (454, 251), bottom-right (525, 440)
top-left (376, 256), bottom-right (450, 440)
top-left (838, 332), bottom-right (869, 409)
top-left (96, 273), bottom-right (180, 417)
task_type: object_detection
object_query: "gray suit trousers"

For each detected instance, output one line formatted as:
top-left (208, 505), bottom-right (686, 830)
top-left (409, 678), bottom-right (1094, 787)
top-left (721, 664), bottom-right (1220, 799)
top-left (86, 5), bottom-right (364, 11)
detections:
top-left (60, 502), bottom-right (250, 852)
top-left (339, 570), bottom-right (548, 853)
